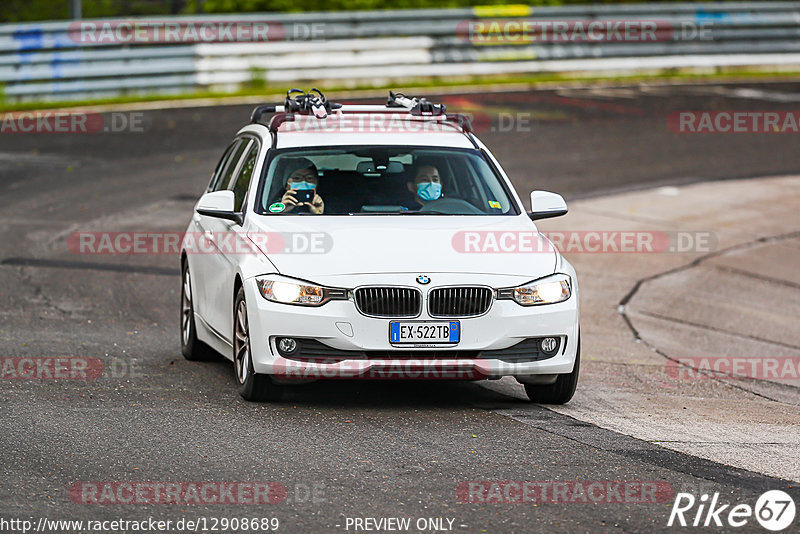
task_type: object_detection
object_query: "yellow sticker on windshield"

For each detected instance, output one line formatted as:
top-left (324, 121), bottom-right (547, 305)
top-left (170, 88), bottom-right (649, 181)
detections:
top-left (488, 200), bottom-right (501, 209)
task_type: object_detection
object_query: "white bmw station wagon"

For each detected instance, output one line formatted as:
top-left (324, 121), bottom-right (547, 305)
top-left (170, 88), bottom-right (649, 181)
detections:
top-left (181, 90), bottom-right (580, 403)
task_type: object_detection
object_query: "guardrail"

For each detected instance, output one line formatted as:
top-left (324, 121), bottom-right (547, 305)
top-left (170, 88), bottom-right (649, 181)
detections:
top-left (3, 2), bottom-right (800, 102)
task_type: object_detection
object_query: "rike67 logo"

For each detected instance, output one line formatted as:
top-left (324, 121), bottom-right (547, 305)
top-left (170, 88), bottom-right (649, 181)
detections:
top-left (668, 490), bottom-right (796, 531)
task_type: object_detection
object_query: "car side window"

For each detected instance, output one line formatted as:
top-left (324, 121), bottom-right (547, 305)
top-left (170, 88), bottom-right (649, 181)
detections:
top-left (230, 142), bottom-right (259, 212)
top-left (208, 140), bottom-right (241, 192)
top-left (213, 139), bottom-right (249, 193)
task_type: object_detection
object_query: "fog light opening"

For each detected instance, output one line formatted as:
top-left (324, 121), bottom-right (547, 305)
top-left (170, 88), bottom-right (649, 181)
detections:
top-left (277, 337), bottom-right (298, 356)
top-left (539, 337), bottom-right (558, 354)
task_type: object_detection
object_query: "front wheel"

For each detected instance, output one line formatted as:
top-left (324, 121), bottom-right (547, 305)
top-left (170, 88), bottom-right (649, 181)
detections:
top-left (233, 287), bottom-right (283, 402)
top-left (524, 334), bottom-right (580, 405)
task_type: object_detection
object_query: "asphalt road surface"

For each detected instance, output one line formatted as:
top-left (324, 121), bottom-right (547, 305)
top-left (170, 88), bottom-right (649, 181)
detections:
top-left (1, 81), bottom-right (799, 533)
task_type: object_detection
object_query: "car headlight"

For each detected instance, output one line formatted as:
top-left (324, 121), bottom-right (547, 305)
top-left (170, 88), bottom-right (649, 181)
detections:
top-left (255, 276), bottom-right (348, 306)
top-left (496, 274), bottom-right (571, 306)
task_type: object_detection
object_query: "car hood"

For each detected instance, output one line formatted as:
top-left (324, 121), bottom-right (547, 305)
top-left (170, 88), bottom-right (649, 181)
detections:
top-left (245, 215), bottom-right (557, 280)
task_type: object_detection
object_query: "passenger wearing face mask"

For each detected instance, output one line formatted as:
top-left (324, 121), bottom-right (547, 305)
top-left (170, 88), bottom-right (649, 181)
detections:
top-left (280, 158), bottom-right (325, 214)
top-left (406, 162), bottom-right (443, 208)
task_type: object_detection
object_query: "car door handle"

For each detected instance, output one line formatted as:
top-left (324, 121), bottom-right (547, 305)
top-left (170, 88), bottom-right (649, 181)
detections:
top-left (204, 231), bottom-right (214, 243)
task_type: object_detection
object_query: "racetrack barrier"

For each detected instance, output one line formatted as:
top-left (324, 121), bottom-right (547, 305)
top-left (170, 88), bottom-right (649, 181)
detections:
top-left (3, 2), bottom-right (800, 102)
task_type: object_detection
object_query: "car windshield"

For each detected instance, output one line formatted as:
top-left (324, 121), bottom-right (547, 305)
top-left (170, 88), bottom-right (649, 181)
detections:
top-left (257, 146), bottom-right (518, 215)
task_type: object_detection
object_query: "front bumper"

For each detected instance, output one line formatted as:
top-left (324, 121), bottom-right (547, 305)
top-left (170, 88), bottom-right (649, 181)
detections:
top-left (244, 275), bottom-right (579, 380)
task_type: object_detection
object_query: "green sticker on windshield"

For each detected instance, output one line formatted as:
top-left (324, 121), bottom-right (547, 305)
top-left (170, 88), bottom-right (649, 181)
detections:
top-left (488, 200), bottom-right (501, 209)
top-left (268, 202), bottom-right (285, 213)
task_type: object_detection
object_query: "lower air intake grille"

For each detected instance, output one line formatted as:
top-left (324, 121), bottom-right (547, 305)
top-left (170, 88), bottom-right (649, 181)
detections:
top-left (278, 337), bottom-right (562, 364)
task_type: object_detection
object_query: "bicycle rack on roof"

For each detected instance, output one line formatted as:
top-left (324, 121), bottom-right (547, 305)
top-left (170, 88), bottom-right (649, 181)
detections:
top-left (249, 88), bottom-right (342, 123)
top-left (386, 90), bottom-right (447, 116)
top-left (249, 89), bottom-right (477, 148)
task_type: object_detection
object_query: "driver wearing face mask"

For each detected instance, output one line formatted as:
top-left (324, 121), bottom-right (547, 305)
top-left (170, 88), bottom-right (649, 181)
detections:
top-left (280, 158), bottom-right (325, 214)
top-left (406, 162), bottom-right (442, 208)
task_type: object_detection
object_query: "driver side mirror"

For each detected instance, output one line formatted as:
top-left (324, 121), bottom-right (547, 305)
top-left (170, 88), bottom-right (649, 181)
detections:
top-left (529, 191), bottom-right (568, 220)
top-left (196, 190), bottom-right (243, 225)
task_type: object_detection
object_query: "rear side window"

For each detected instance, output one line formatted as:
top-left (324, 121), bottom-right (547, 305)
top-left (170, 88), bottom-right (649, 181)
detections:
top-left (231, 142), bottom-right (259, 212)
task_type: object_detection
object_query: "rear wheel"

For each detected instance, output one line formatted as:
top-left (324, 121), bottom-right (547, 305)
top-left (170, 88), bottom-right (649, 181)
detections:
top-left (524, 334), bottom-right (580, 405)
top-left (234, 287), bottom-right (283, 402)
top-left (181, 260), bottom-right (213, 361)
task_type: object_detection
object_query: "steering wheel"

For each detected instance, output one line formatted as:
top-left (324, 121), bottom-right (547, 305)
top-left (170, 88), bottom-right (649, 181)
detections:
top-left (417, 197), bottom-right (485, 215)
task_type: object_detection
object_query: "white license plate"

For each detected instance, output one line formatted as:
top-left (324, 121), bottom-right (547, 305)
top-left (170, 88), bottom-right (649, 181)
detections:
top-left (389, 321), bottom-right (460, 344)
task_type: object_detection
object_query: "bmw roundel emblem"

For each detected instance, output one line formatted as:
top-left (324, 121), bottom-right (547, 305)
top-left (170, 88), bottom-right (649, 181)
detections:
top-left (416, 275), bottom-right (430, 285)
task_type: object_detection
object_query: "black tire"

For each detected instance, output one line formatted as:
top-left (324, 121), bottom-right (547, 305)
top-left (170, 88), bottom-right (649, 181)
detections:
top-left (524, 334), bottom-right (580, 405)
top-left (233, 287), bottom-right (283, 402)
top-left (180, 260), bottom-right (214, 361)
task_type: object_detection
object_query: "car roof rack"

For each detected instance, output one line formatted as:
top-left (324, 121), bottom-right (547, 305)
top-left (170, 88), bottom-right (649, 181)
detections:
top-left (250, 89), bottom-right (477, 149)
top-left (386, 90), bottom-right (447, 116)
top-left (250, 88), bottom-right (343, 123)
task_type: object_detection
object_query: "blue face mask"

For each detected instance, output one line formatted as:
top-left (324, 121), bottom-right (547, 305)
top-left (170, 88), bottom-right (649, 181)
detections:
top-left (289, 181), bottom-right (315, 191)
top-left (416, 182), bottom-right (442, 201)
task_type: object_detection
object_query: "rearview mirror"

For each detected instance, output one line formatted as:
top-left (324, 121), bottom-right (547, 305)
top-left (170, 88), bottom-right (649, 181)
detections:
top-left (196, 190), bottom-right (243, 225)
top-left (356, 161), bottom-right (404, 175)
top-left (529, 191), bottom-right (568, 221)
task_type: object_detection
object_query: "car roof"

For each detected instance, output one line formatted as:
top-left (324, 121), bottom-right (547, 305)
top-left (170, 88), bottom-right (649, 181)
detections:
top-left (269, 113), bottom-right (476, 149)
